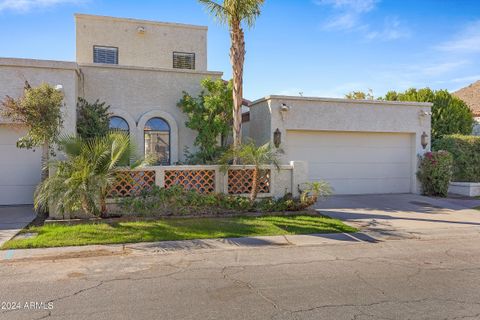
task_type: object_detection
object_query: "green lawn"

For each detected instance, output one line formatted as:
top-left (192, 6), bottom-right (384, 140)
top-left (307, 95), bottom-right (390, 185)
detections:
top-left (2, 215), bottom-right (357, 249)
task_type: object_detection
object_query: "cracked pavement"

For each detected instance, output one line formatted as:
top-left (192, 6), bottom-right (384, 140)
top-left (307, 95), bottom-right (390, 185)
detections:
top-left (2, 231), bottom-right (480, 319)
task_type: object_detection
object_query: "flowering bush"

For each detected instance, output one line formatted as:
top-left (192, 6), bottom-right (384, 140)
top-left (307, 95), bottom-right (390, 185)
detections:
top-left (417, 151), bottom-right (453, 197)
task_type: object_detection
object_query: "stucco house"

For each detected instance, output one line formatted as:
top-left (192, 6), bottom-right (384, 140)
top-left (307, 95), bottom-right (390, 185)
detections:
top-left (0, 14), bottom-right (431, 206)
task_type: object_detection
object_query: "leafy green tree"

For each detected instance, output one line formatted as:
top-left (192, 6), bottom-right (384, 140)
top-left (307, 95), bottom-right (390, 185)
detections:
top-left (198, 0), bottom-right (265, 161)
top-left (178, 78), bottom-right (233, 164)
top-left (345, 89), bottom-right (374, 100)
top-left (383, 88), bottom-right (474, 141)
top-left (76, 97), bottom-right (111, 140)
top-left (0, 82), bottom-right (64, 180)
top-left (221, 141), bottom-right (282, 201)
top-left (34, 132), bottom-right (138, 218)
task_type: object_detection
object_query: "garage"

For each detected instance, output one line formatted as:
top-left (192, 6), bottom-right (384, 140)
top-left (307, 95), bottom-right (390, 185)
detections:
top-left (0, 125), bottom-right (42, 205)
top-left (286, 130), bottom-right (414, 195)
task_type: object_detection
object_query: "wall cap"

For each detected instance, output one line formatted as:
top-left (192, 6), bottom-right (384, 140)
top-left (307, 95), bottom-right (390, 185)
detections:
top-left (0, 57), bottom-right (78, 71)
top-left (249, 95), bottom-right (433, 108)
top-left (79, 63), bottom-right (222, 76)
top-left (75, 13), bottom-right (208, 31)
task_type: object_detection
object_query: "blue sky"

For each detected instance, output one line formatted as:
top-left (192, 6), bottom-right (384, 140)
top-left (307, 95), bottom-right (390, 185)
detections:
top-left (0, 0), bottom-right (479, 100)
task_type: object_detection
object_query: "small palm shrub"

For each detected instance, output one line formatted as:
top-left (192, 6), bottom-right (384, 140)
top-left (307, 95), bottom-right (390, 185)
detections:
top-left (34, 132), bottom-right (139, 218)
top-left (220, 141), bottom-right (282, 201)
top-left (417, 151), bottom-right (453, 197)
top-left (300, 181), bottom-right (333, 207)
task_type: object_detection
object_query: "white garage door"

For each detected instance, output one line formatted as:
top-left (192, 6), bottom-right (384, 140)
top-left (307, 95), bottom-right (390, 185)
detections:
top-left (0, 125), bottom-right (42, 205)
top-left (286, 131), bottom-right (413, 195)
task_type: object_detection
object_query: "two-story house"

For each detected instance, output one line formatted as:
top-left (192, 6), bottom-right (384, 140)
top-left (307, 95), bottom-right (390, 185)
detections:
top-left (0, 14), bottom-right (222, 205)
top-left (0, 13), bottom-right (433, 206)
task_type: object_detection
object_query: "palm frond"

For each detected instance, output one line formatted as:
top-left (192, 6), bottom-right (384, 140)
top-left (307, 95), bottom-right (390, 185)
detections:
top-left (198, 0), bottom-right (229, 25)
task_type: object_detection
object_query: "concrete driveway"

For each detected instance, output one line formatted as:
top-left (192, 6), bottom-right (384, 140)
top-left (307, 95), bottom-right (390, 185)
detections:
top-left (315, 194), bottom-right (480, 239)
top-left (0, 206), bottom-right (36, 247)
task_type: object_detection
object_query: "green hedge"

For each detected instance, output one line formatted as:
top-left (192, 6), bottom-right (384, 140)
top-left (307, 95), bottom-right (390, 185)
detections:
top-left (433, 134), bottom-right (480, 182)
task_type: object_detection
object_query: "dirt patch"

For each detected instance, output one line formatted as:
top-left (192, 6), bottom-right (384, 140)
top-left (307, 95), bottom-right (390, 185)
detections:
top-left (1, 248), bottom-right (131, 263)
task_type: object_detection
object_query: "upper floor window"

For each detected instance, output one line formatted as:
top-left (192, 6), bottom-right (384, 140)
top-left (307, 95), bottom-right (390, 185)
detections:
top-left (93, 46), bottom-right (118, 64)
top-left (173, 52), bottom-right (195, 70)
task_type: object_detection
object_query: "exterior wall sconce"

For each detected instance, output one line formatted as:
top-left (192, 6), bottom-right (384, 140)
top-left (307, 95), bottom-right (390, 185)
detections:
top-left (273, 128), bottom-right (282, 148)
top-left (418, 110), bottom-right (432, 125)
top-left (137, 26), bottom-right (146, 34)
top-left (280, 103), bottom-right (290, 121)
top-left (421, 131), bottom-right (429, 149)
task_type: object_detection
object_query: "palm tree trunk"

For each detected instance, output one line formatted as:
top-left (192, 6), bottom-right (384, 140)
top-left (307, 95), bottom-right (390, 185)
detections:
top-left (250, 167), bottom-right (259, 202)
top-left (41, 141), bottom-right (49, 182)
top-left (100, 194), bottom-right (107, 218)
top-left (230, 22), bottom-right (245, 164)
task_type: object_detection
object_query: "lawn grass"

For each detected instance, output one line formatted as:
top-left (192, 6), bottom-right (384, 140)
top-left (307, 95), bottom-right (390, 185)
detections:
top-left (2, 215), bottom-right (357, 249)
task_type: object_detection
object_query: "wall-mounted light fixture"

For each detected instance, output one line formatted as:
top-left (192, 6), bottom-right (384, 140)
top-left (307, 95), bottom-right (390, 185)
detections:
top-left (137, 26), bottom-right (146, 34)
top-left (418, 110), bottom-right (432, 125)
top-left (421, 131), bottom-right (429, 149)
top-left (273, 128), bottom-right (282, 148)
top-left (280, 103), bottom-right (290, 121)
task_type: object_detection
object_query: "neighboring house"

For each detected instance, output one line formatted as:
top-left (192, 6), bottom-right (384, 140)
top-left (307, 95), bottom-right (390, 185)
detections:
top-left (453, 80), bottom-right (480, 135)
top-left (0, 14), bottom-right (431, 205)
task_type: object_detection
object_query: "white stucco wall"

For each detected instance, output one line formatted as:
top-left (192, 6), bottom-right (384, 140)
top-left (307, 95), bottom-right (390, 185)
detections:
top-left (75, 14), bottom-right (208, 71)
top-left (0, 58), bottom-right (78, 135)
top-left (79, 63), bottom-right (222, 163)
top-left (247, 96), bottom-right (432, 194)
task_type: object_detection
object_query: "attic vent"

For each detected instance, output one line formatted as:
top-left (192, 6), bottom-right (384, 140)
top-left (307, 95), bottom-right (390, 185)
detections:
top-left (93, 46), bottom-right (118, 64)
top-left (173, 52), bottom-right (195, 70)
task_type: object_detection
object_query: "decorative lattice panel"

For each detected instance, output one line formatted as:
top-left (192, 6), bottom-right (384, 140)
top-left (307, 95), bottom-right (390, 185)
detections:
top-left (164, 170), bottom-right (216, 194)
top-left (108, 170), bottom-right (156, 198)
top-left (228, 169), bottom-right (270, 194)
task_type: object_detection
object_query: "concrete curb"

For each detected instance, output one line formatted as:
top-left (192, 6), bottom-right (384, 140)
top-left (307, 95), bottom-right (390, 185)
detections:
top-left (0, 232), bottom-right (379, 262)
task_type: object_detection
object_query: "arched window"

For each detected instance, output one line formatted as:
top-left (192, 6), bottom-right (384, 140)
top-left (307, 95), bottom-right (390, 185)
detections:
top-left (109, 116), bottom-right (129, 133)
top-left (144, 117), bottom-right (170, 165)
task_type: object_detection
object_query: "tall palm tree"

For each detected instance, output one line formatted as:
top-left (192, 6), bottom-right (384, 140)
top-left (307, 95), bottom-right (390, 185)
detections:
top-left (34, 132), bottom-right (136, 218)
top-left (221, 141), bottom-right (281, 201)
top-left (198, 0), bottom-right (265, 160)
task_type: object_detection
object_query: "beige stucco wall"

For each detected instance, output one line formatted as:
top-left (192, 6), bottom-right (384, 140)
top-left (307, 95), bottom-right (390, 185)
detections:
top-left (0, 58), bottom-right (78, 135)
top-left (79, 63), bottom-right (222, 163)
top-left (247, 100), bottom-right (271, 145)
top-left (75, 14), bottom-right (208, 71)
top-left (247, 96), bottom-right (432, 194)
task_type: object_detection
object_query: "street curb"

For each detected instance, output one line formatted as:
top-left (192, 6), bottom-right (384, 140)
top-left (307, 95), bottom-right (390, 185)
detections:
top-left (0, 232), bottom-right (379, 262)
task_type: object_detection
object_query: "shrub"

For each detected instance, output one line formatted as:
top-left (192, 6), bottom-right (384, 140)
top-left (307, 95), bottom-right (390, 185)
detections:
top-left (417, 151), bottom-right (453, 197)
top-left (76, 97), bottom-right (111, 140)
top-left (382, 88), bottom-right (474, 142)
top-left (433, 134), bottom-right (480, 182)
top-left (119, 185), bottom-right (323, 217)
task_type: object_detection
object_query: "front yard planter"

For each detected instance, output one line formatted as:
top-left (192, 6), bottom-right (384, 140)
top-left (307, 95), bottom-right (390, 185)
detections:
top-left (448, 182), bottom-right (480, 197)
